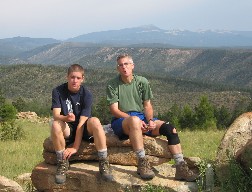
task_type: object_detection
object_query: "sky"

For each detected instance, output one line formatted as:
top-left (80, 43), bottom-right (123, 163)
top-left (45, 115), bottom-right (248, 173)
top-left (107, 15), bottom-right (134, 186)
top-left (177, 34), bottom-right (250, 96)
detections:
top-left (1, 0), bottom-right (252, 40)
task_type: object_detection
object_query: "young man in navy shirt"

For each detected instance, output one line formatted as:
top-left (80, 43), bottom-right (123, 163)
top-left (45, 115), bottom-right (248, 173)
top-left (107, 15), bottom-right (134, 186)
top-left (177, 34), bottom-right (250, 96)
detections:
top-left (51, 64), bottom-right (113, 184)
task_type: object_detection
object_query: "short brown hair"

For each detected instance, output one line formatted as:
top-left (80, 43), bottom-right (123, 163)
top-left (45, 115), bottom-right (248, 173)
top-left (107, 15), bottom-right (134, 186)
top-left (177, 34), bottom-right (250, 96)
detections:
top-left (67, 64), bottom-right (84, 77)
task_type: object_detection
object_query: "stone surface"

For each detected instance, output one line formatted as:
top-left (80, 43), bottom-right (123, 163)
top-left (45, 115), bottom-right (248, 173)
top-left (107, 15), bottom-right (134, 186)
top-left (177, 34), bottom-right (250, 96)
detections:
top-left (236, 140), bottom-right (252, 173)
top-left (31, 161), bottom-right (198, 192)
top-left (38, 126), bottom-right (200, 191)
top-left (17, 111), bottom-right (50, 123)
top-left (0, 175), bottom-right (23, 192)
top-left (216, 112), bottom-right (252, 181)
top-left (43, 133), bottom-right (173, 166)
top-left (15, 173), bottom-right (32, 188)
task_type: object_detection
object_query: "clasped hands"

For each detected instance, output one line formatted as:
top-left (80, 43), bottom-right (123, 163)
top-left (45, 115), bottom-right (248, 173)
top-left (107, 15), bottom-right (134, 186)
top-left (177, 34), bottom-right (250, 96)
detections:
top-left (141, 120), bottom-right (156, 132)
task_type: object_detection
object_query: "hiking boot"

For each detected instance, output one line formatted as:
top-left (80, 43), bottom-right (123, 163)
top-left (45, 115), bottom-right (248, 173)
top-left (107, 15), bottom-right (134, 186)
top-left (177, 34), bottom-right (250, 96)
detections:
top-left (137, 156), bottom-right (155, 180)
top-left (99, 157), bottom-right (114, 182)
top-left (55, 159), bottom-right (69, 184)
top-left (175, 161), bottom-right (198, 182)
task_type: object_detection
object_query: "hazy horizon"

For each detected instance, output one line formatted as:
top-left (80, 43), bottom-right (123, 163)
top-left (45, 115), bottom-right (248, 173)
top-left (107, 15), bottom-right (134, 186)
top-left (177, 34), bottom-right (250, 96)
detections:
top-left (1, 0), bottom-right (252, 40)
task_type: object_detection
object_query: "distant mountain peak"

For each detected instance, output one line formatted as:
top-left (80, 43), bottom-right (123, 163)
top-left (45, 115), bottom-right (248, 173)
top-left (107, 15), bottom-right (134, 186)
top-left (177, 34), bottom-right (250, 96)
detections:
top-left (138, 24), bottom-right (161, 30)
top-left (118, 24), bottom-right (161, 32)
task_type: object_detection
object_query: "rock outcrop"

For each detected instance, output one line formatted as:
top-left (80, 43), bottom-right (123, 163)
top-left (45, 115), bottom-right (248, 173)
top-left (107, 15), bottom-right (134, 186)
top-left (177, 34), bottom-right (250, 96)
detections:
top-left (43, 133), bottom-right (173, 166)
top-left (17, 111), bottom-right (50, 123)
top-left (216, 112), bottom-right (252, 181)
top-left (31, 161), bottom-right (199, 192)
top-left (32, 128), bottom-right (200, 191)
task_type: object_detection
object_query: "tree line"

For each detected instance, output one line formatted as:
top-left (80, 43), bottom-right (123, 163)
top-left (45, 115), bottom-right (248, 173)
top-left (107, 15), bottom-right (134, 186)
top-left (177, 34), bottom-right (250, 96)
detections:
top-left (1, 87), bottom-right (252, 132)
top-left (92, 95), bottom-right (252, 130)
top-left (8, 84), bottom-right (252, 126)
top-left (158, 95), bottom-right (252, 130)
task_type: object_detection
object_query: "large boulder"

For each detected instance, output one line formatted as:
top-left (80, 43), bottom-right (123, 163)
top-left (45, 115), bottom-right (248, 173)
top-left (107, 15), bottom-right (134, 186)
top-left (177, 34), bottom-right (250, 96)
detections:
top-left (31, 161), bottom-right (198, 192)
top-left (236, 139), bottom-right (252, 173)
top-left (216, 112), bottom-right (252, 181)
top-left (43, 133), bottom-right (173, 166)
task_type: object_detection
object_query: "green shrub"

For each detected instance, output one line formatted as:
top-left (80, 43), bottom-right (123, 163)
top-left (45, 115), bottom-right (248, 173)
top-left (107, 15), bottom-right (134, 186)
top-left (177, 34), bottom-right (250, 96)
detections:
top-left (195, 159), bottom-right (217, 192)
top-left (0, 121), bottom-right (25, 141)
top-left (220, 157), bottom-right (252, 192)
top-left (0, 103), bottom-right (17, 122)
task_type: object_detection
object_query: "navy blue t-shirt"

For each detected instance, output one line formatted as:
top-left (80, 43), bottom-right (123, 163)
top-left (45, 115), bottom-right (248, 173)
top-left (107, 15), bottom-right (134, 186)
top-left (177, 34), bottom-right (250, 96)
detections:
top-left (51, 83), bottom-right (93, 127)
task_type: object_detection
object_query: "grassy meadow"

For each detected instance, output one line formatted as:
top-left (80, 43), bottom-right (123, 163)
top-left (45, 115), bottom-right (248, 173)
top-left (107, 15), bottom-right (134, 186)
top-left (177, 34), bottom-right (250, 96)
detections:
top-left (178, 129), bottom-right (224, 160)
top-left (0, 119), bottom-right (225, 180)
top-left (0, 120), bottom-right (50, 179)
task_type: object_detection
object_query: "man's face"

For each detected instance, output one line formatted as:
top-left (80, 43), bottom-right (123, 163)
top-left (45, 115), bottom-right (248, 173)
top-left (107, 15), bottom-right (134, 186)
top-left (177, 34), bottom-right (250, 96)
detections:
top-left (117, 57), bottom-right (134, 77)
top-left (67, 71), bottom-right (84, 93)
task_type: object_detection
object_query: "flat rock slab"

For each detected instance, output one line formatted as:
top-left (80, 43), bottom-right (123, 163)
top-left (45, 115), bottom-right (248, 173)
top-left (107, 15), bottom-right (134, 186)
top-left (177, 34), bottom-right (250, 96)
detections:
top-left (31, 161), bottom-right (198, 192)
top-left (43, 134), bottom-right (172, 166)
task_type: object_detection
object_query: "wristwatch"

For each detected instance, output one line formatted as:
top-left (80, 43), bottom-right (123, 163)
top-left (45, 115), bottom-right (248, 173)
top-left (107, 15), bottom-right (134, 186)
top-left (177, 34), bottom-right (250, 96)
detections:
top-left (148, 119), bottom-right (154, 123)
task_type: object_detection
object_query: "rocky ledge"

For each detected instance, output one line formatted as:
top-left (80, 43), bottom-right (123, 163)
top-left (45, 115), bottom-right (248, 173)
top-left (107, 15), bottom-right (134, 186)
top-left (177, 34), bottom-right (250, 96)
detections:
top-left (32, 130), bottom-right (200, 191)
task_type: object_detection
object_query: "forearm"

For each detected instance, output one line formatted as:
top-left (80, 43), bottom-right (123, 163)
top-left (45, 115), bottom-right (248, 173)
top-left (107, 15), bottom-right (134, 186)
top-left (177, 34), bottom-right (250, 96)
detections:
top-left (145, 111), bottom-right (153, 122)
top-left (109, 103), bottom-right (130, 118)
top-left (112, 110), bottom-right (130, 118)
top-left (53, 114), bottom-right (68, 122)
top-left (144, 103), bottom-right (154, 122)
top-left (73, 117), bottom-right (87, 150)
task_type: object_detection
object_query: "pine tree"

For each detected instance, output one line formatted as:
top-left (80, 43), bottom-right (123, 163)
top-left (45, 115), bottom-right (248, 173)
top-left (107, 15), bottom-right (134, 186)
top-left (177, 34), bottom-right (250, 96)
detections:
top-left (164, 103), bottom-right (181, 128)
top-left (179, 104), bottom-right (195, 129)
top-left (194, 95), bottom-right (216, 130)
top-left (92, 97), bottom-right (111, 124)
top-left (214, 105), bottom-right (232, 129)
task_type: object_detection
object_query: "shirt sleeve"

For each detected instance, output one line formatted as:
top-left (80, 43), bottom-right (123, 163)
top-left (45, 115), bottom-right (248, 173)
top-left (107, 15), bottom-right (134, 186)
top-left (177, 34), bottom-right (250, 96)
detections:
top-left (106, 83), bottom-right (118, 105)
top-left (51, 88), bottom-right (61, 109)
top-left (141, 77), bottom-right (153, 101)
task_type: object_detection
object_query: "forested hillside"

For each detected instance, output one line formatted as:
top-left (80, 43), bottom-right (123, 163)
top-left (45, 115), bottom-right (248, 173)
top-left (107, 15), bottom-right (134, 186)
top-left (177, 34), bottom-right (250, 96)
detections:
top-left (0, 64), bottom-right (251, 118)
top-left (1, 45), bottom-right (251, 89)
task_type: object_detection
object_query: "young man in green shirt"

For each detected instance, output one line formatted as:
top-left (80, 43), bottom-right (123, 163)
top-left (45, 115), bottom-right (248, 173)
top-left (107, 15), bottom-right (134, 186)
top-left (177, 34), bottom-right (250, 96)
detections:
top-left (106, 54), bottom-right (198, 181)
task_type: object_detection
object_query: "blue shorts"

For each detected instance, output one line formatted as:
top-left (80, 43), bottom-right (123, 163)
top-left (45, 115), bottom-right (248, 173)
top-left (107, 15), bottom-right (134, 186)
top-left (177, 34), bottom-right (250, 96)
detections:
top-left (111, 112), bottom-right (157, 140)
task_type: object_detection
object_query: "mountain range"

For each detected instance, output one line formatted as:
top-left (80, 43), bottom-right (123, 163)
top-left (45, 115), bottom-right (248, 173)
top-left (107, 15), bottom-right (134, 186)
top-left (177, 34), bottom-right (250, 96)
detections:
top-left (67, 25), bottom-right (252, 48)
top-left (1, 25), bottom-right (252, 57)
top-left (0, 25), bottom-right (252, 90)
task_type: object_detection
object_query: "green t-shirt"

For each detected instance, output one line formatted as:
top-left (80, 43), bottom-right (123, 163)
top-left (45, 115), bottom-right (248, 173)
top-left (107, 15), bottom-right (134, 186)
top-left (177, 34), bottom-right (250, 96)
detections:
top-left (106, 75), bottom-right (153, 112)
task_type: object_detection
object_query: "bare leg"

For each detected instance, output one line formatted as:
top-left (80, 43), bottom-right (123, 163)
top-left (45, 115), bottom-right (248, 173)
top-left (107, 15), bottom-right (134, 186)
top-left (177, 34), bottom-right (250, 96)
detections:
top-left (122, 116), bottom-right (143, 151)
top-left (168, 144), bottom-right (182, 154)
top-left (51, 120), bottom-right (70, 184)
top-left (87, 117), bottom-right (107, 150)
top-left (51, 120), bottom-right (69, 151)
top-left (87, 117), bottom-right (114, 181)
top-left (121, 116), bottom-right (155, 179)
top-left (152, 120), bottom-right (182, 154)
